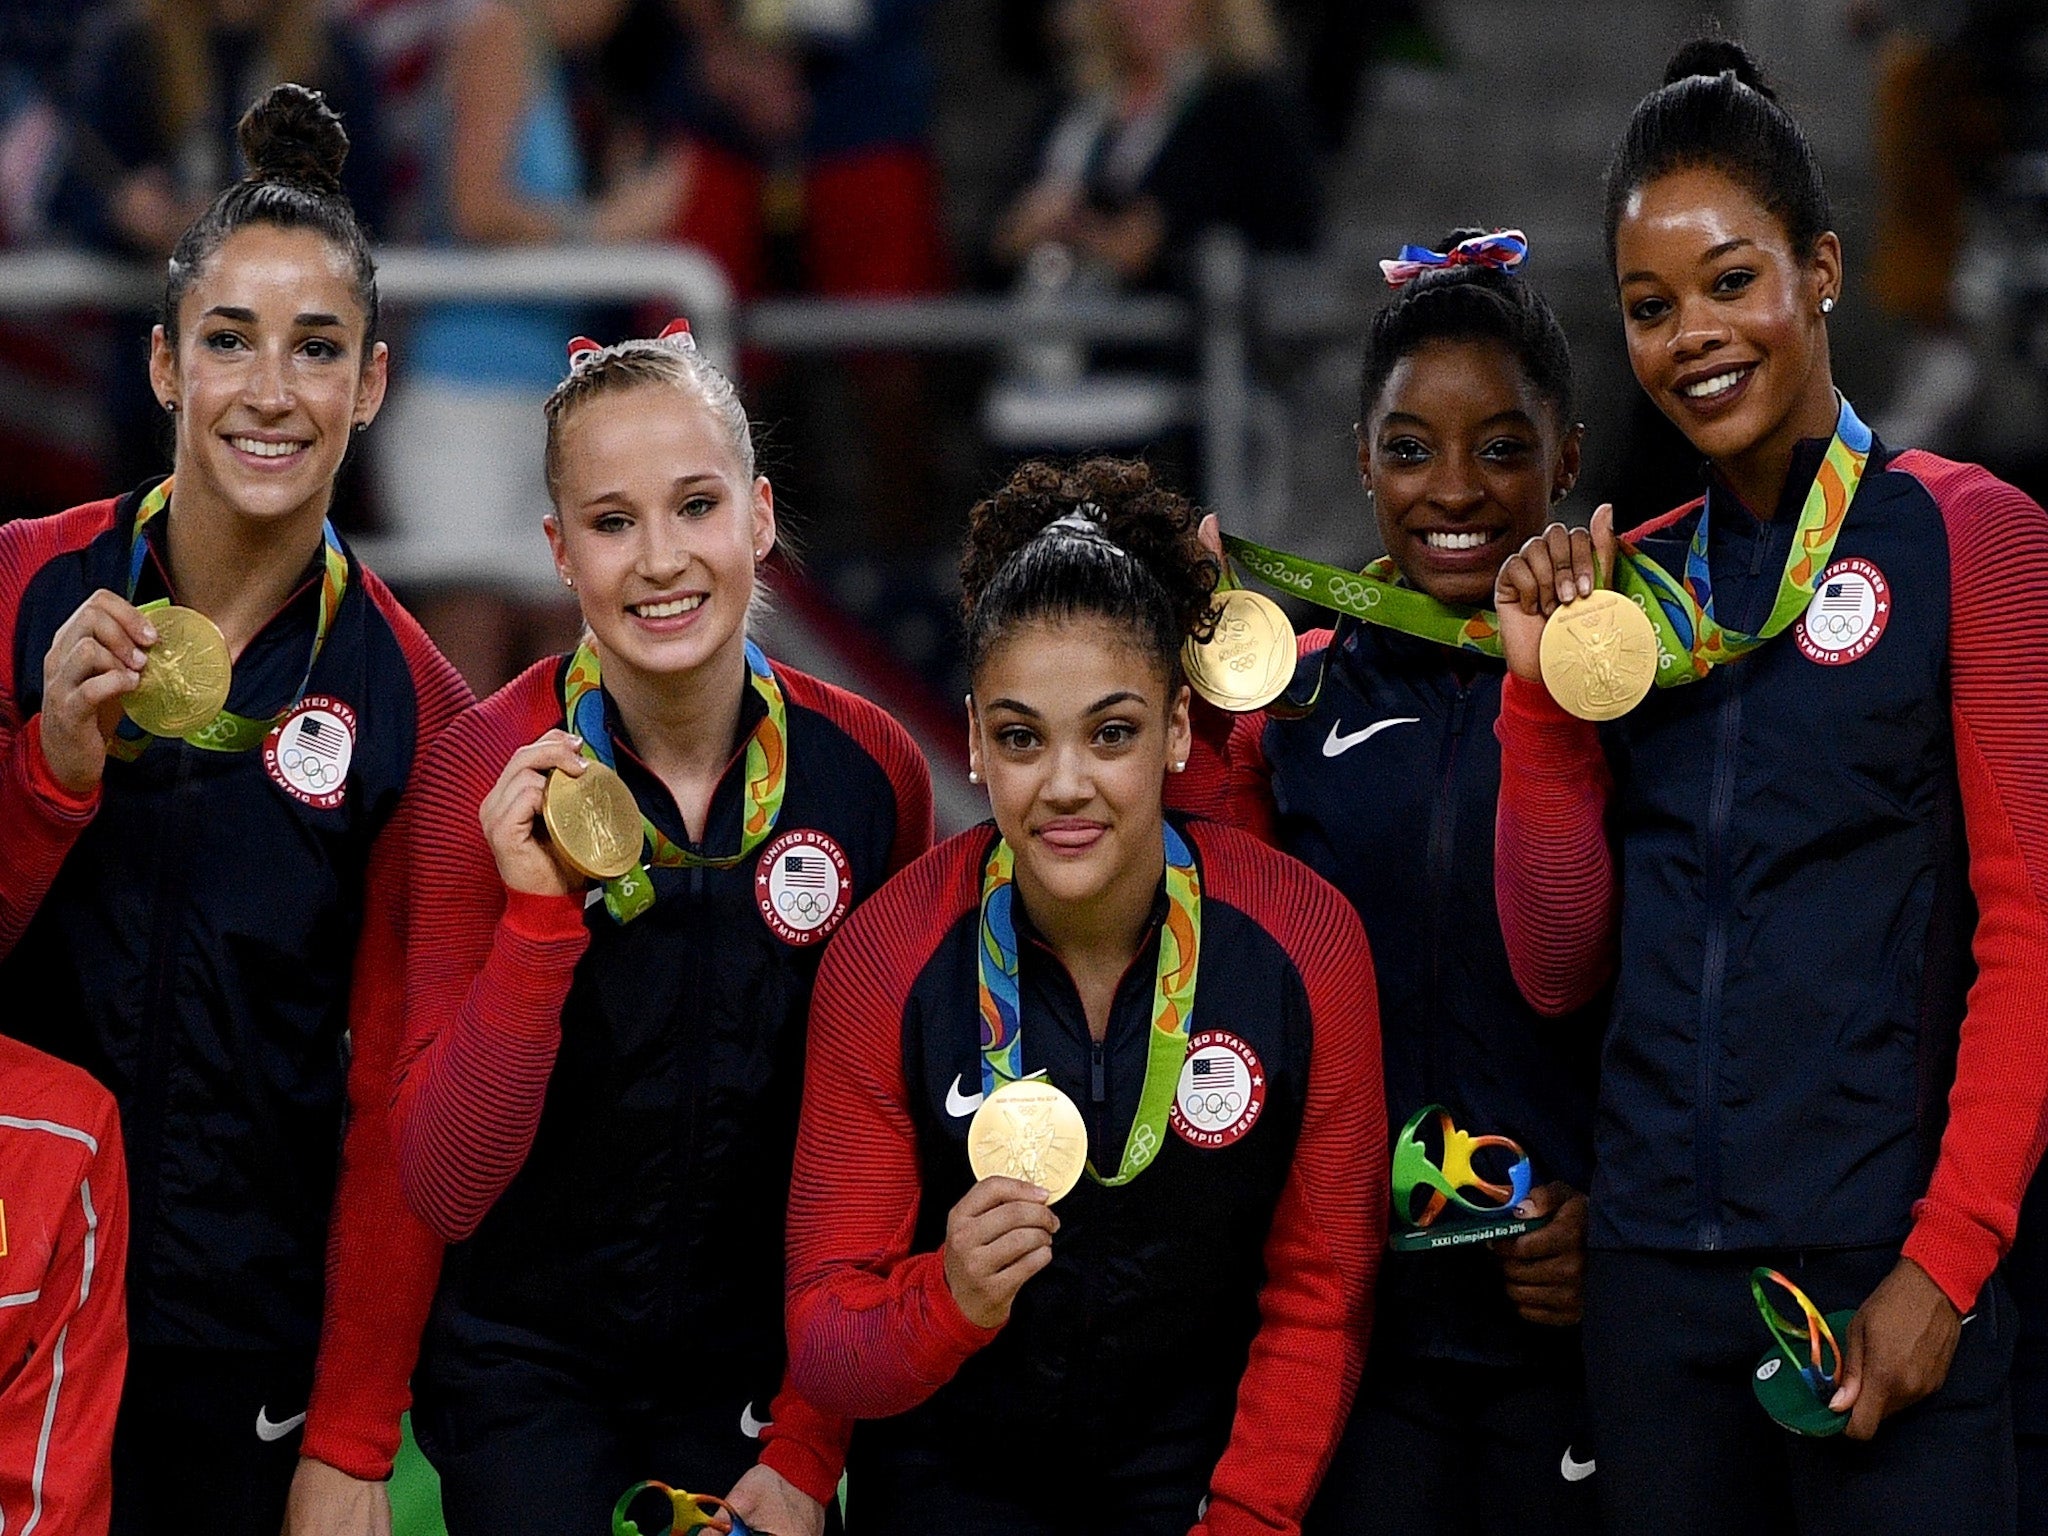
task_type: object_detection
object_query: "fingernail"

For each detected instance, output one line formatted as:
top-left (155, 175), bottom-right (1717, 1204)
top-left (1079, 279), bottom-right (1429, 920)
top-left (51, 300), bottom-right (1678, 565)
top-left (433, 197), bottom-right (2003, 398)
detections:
top-left (130, 650), bottom-right (148, 668)
top-left (567, 734), bottom-right (582, 747)
top-left (1829, 1389), bottom-right (1848, 1410)
top-left (141, 624), bottom-right (158, 643)
top-left (1031, 1186), bottom-right (1049, 1201)
top-left (1579, 574), bottom-right (1593, 596)
top-left (1515, 1202), bottom-right (1534, 1218)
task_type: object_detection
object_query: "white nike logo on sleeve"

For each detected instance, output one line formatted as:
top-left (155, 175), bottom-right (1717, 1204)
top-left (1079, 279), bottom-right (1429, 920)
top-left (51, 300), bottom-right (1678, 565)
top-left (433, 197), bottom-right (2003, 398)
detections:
top-left (1322, 717), bottom-right (1419, 757)
top-left (1560, 1447), bottom-right (1596, 1482)
top-left (946, 1075), bottom-right (985, 1118)
top-left (255, 1406), bottom-right (307, 1442)
top-left (740, 1402), bottom-right (772, 1439)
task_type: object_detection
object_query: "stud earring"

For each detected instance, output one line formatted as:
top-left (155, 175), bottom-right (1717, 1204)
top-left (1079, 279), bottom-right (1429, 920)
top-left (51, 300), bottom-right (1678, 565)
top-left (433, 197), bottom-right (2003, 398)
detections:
top-left (164, 400), bottom-right (177, 414)
top-left (1172, 760), bottom-right (1186, 773)
top-left (562, 575), bottom-right (575, 590)
top-left (968, 769), bottom-right (981, 785)
top-left (1820, 297), bottom-right (1835, 315)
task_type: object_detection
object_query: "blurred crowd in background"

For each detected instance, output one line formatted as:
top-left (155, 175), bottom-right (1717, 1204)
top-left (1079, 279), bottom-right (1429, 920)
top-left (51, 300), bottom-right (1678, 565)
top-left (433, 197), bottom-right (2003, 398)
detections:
top-left (0, 0), bottom-right (2044, 702)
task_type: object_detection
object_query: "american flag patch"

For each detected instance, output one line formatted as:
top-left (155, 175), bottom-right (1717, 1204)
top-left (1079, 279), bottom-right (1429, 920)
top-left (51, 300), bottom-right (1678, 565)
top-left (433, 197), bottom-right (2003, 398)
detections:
top-left (1820, 582), bottom-right (1861, 612)
top-left (780, 854), bottom-right (832, 889)
top-left (1192, 1056), bottom-right (1234, 1081)
top-left (296, 716), bottom-right (343, 758)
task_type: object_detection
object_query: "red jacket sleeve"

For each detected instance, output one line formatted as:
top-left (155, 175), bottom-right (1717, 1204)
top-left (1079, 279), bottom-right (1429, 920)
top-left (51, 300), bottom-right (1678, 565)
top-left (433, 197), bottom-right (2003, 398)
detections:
top-left (0, 1074), bottom-right (126, 1536)
top-left (1168, 628), bottom-right (1335, 842)
top-left (1892, 456), bottom-right (2048, 1311)
top-left (392, 682), bottom-right (591, 1245)
top-left (1197, 850), bottom-right (1382, 1536)
top-left (1492, 668), bottom-right (1618, 1016)
top-left (784, 850), bottom-right (1001, 1420)
top-left (0, 505), bottom-right (118, 959)
top-left (303, 588), bottom-right (475, 1479)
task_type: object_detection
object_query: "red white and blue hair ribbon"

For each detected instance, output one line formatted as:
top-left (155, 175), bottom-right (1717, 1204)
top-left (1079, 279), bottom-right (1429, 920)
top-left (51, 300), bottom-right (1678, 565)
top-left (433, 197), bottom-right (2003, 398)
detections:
top-left (1380, 229), bottom-right (1530, 288)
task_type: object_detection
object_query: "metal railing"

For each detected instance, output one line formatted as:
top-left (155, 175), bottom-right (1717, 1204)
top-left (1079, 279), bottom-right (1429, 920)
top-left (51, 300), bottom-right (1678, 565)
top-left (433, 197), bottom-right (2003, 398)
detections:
top-left (0, 231), bottom-right (1283, 517)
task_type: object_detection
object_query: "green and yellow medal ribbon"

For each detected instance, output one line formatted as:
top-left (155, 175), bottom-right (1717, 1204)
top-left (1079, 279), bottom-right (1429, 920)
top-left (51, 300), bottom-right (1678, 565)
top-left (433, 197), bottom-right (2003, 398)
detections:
top-left (1221, 396), bottom-right (1872, 694)
top-left (976, 822), bottom-right (1200, 1186)
top-left (561, 635), bottom-right (789, 924)
top-left (107, 477), bottom-right (350, 761)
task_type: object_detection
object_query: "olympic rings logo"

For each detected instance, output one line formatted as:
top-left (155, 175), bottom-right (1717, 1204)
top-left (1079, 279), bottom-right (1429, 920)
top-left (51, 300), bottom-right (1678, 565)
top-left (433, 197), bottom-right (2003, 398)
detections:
top-left (281, 746), bottom-right (339, 788)
top-left (1325, 576), bottom-right (1380, 609)
top-left (1185, 1090), bottom-right (1244, 1124)
top-left (776, 887), bottom-right (834, 922)
top-left (1809, 611), bottom-right (1860, 642)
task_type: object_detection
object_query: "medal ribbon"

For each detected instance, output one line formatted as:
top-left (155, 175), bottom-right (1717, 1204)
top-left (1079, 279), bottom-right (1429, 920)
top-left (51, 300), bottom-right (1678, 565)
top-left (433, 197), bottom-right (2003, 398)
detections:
top-left (977, 822), bottom-right (1200, 1187)
top-left (561, 635), bottom-right (788, 924)
top-left (1222, 396), bottom-right (1871, 693)
top-left (108, 477), bottom-right (350, 760)
top-left (1614, 396), bottom-right (1871, 681)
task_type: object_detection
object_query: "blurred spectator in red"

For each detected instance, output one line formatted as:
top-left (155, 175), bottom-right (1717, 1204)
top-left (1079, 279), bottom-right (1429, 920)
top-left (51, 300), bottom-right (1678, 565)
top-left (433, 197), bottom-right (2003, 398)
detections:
top-left (337, 0), bottom-right (470, 243)
top-left (992, 0), bottom-right (1319, 293)
top-left (647, 0), bottom-right (947, 300)
top-left (369, 0), bottom-right (686, 692)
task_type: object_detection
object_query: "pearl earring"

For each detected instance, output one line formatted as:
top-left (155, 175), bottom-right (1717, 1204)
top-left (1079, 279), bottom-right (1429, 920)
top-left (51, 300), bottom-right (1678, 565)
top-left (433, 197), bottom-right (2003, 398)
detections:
top-left (1820, 297), bottom-right (1835, 315)
top-left (968, 769), bottom-right (981, 784)
top-left (1172, 760), bottom-right (1186, 773)
top-left (164, 400), bottom-right (177, 414)
top-left (562, 575), bottom-right (575, 590)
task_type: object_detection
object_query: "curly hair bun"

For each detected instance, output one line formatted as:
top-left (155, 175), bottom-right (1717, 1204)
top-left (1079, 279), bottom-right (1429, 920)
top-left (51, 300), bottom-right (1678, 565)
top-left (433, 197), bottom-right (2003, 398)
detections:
top-left (238, 83), bottom-right (349, 195)
top-left (1663, 36), bottom-right (1774, 99)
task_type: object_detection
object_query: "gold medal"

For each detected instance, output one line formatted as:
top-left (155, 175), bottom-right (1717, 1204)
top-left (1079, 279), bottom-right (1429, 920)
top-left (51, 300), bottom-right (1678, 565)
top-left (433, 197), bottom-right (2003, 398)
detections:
top-left (124, 605), bottom-right (232, 739)
top-left (542, 760), bottom-right (645, 882)
top-left (1539, 589), bottom-right (1660, 721)
top-left (967, 1078), bottom-right (1089, 1202)
top-left (1183, 589), bottom-right (1296, 713)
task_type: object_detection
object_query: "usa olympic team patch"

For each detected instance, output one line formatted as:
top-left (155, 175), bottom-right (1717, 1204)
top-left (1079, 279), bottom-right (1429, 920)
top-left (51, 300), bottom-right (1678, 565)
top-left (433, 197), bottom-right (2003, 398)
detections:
top-left (755, 829), bottom-right (853, 945)
top-left (1170, 1030), bottom-right (1266, 1149)
top-left (263, 696), bottom-right (356, 809)
top-left (1795, 558), bottom-right (1890, 666)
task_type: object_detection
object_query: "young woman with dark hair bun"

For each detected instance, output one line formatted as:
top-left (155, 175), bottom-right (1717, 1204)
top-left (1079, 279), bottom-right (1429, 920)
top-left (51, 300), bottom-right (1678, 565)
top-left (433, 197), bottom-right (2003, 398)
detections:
top-left (1171, 230), bottom-right (1600, 1536)
top-left (0, 84), bottom-right (471, 1534)
top-left (1494, 36), bottom-right (2048, 1534)
top-left (784, 456), bottom-right (1385, 1536)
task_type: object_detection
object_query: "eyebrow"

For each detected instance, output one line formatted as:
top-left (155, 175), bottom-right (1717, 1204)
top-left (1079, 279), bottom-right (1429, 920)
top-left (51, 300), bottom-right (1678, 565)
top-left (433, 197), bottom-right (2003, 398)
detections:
top-left (1379, 409), bottom-right (1535, 432)
top-left (577, 472), bottom-right (725, 511)
top-left (1619, 237), bottom-right (1756, 286)
top-left (985, 690), bottom-right (1148, 717)
top-left (199, 305), bottom-right (347, 328)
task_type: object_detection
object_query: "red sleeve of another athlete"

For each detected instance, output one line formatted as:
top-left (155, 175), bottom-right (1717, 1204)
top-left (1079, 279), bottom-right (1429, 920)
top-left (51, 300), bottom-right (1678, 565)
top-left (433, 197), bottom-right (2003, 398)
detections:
top-left (0, 506), bottom-right (117, 960)
top-left (392, 679), bottom-right (592, 1246)
top-left (1893, 457), bottom-right (2048, 1311)
top-left (303, 596), bottom-right (475, 1479)
top-left (1168, 628), bottom-right (1332, 841)
top-left (1493, 668), bottom-right (1618, 1015)
top-left (1198, 856), bottom-right (1382, 1536)
top-left (784, 854), bottom-right (1000, 1421)
top-left (0, 1084), bottom-right (126, 1536)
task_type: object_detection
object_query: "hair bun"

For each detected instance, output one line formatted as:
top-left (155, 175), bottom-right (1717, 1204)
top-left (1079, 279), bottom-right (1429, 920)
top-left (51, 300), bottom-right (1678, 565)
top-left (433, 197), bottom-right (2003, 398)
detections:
top-left (237, 84), bottom-right (349, 195)
top-left (1436, 227), bottom-right (1488, 254)
top-left (1663, 36), bottom-right (1774, 98)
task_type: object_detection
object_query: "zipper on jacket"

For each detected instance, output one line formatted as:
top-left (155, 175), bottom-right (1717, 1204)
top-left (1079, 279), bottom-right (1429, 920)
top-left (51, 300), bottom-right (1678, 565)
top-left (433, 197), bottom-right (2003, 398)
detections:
top-left (1089, 1039), bottom-right (1109, 1159)
top-left (1695, 516), bottom-right (1776, 1248)
top-left (1424, 682), bottom-right (1471, 1102)
top-left (130, 744), bottom-right (204, 1307)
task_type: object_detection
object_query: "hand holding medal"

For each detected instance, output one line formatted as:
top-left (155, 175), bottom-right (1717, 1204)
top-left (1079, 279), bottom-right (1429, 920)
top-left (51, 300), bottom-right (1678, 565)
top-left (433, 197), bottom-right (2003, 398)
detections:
top-left (1495, 505), bottom-right (1659, 721)
top-left (613, 1482), bottom-right (756, 1536)
top-left (479, 729), bottom-right (612, 899)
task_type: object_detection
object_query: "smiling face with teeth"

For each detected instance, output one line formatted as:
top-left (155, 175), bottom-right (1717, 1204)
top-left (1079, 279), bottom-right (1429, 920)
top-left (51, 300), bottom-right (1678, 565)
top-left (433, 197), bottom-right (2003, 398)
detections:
top-left (149, 224), bottom-right (386, 538)
top-left (545, 382), bottom-right (774, 699)
top-left (1359, 337), bottom-right (1580, 607)
top-left (1615, 166), bottom-right (1842, 515)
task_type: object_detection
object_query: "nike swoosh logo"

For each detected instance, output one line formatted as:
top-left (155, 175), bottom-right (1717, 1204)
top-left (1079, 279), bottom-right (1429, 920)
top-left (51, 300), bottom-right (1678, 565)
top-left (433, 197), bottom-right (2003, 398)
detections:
top-left (946, 1075), bottom-right (984, 1119)
top-left (1322, 717), bottom-right (1419, 757)
top-left (255, 1406), bottom-right (307, 1443)
top-left (740, 1401), bottom-right (771, 1439)
top-left (1560, 1447), bottom-right (1595, 1482)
